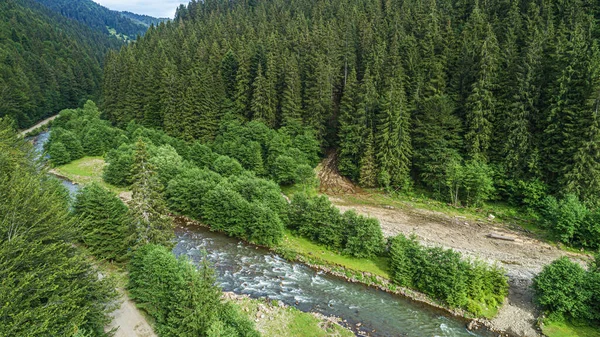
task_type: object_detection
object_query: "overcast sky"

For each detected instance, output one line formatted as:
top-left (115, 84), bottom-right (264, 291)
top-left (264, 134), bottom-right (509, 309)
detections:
top-left (94, 0), bottom-right (189, 18)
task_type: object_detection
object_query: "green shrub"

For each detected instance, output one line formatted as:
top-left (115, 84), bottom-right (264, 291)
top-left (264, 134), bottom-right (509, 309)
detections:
top-left (166, 168), bottom-right (223, 217)
top-left (540, 194), bottom-right (588, 244)
top-left (103, 143), bottom-right (134, 186)
top-left (288, 193), bottom-right (386, 257)
top-left (533, 257), bottom-right (591, 321)
top-left (343, 210), bottom-right (385, 258)
top-left (149, 144), bottom-right (186, 186)
top-left (48, 141), bottom-right (71, 165)
top-left (189, 141), bottom-right (218, 168)
top-left (212, 155), bottom-right (244, 177)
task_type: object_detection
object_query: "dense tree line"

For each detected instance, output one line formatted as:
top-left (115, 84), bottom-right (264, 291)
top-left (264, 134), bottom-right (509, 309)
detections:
top-left (102, 0), bottom-right (600, 208)
top-left (34, 0), bottom-right (162, 39)
top-left (0, 0), bottom-right (121, 128)
top-left (389, 235), bottom-right (508, 315)
top-left (0, 118), bottom-right (117, 337)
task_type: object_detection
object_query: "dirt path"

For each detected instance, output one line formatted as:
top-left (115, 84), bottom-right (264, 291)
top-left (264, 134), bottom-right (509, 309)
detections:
top-left (105, 289), bottom-right (157, 337)
top-left (19, 114), bottom-right (58, 136)
top-left (317, 153), bottom-right (587, 336)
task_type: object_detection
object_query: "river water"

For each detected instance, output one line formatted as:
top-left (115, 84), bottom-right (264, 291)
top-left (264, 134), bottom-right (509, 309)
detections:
top-left (34, 131), bottom-right (488, 337)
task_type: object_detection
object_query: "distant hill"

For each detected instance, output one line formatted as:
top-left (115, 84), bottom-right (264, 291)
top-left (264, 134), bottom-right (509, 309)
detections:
top-left (120, 11), bottom-right (168, 28)
top-left (0, 0), bottom-right (122, 128)
top-left (33, 0), bottom-right (164, 40)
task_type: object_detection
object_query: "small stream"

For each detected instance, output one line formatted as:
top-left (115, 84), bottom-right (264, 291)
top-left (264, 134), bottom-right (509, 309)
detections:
top-left (34, 131), bottom-right (490, 337)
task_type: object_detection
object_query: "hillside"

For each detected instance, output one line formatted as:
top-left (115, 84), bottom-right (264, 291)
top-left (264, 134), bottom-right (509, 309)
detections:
top-left (103, 0), bottom-right (600, 206)
top-left (33, 0), bottom-right (163, 39)
top-left (0, 0), bottom-right (122, 128)
top-left (120, 11), bottom-right (168, 28)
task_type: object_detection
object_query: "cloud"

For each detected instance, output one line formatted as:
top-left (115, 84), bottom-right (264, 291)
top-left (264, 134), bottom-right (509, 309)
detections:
top-left (94, 0), bottom-right (188, 18)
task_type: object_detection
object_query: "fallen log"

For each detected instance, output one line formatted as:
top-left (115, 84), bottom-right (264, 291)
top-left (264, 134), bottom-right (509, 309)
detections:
top-left (485, 233), bottom-right (516, 241)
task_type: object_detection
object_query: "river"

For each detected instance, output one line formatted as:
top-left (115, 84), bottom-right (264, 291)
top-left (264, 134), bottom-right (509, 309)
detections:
top-left (34, 131), bottom-right (489, 337)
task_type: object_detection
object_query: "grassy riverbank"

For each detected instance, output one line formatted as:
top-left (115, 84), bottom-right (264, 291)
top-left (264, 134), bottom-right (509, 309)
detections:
top-left (53, 156), bottom-right (127, 194)
top-left (56, 156), bottom-right (501, 322)
top-left (55, 157), bottom-right (354, 337)
top-left (542, 320), bottom-right (600, 337)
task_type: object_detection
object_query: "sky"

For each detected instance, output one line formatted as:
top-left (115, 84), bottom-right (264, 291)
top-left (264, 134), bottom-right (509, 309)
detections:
top-left (94, 0), bottom-right (189, 19)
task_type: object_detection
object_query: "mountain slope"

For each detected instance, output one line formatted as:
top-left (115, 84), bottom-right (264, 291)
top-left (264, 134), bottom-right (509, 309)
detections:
top-left (0, 0), bottom-right (121, 128)
top-left (33, 0), bottom-right (162, 40)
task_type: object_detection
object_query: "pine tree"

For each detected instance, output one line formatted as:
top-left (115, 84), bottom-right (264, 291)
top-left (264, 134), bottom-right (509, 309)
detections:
top-left (130, 138), bottom-right (174, 248)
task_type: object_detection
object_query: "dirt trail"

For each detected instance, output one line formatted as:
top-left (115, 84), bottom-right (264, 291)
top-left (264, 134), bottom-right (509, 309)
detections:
top-left (105, 289), bottom-right (157, 337)
top-left (318, 153), bottom-right (587, 336)
top-left (19, 114), bottom-right (58, 136)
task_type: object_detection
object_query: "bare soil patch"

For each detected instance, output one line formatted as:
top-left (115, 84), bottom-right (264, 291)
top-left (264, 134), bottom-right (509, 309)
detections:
top-left (105, 290), bottom-right (157, 337)
top-left (317, 151), bottom-right (360, 195)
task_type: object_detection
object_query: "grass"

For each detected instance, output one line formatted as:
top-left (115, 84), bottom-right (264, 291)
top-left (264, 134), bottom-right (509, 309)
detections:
top-left (54, 156), bottom-right (129, 194)
top-left (543, 320), bottom-right (600, 337)
top-left (281, 231), bottom-right (390, 279)
top-left (232, 296), bottom-right (354, 337)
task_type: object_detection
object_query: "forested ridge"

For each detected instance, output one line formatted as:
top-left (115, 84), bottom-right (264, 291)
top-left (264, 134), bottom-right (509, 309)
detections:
top-left (0, 0), bottom-right (122, 128)
top-left (103, 0), bottom-right (600, 212)
top-left (33, 0), bottom-right (165, 39)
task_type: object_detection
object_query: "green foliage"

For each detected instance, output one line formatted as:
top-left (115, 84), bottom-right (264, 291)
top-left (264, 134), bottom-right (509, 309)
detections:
top-left (129, 245), bottom-right (259, 337)
top-left (288, 193), bottom-right (385, 258)
top-left (540, 195), bottom-right (589, 244)
top-left (342, 210), bottom-right (385, 258)
top-left (166, 167), bottom-right (223, 217)
top-left (48, 141), bottom-right (71, 165)
top-left (0, 119), bottom-right (117, 337)
top-left (73, 183), bottom-right (132, 261)
top-left (445, 158), bottom-right (495, 207)
top-left (103, 143), bottom-right (134, 186)
top-left (129, 139), bottom-right (174, 248)
top-left (533, 257), bottom-right (591, 321)
top-left (149, 144), bottom-right (186, 186)
top-left (212, 156), bottom-right (244, 177)
top-left (389, 234), bottom-right (508, 313)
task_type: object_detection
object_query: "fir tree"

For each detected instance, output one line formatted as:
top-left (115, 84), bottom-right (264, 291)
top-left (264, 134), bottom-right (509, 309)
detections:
top-left (251, 64), bottom-right (275, 127)
top-left (464, 23), bottom-right (499, 160)
top-left (337, 67), bottom-right (365, 180)
top-left (129, 138), bottom-right (174, 248)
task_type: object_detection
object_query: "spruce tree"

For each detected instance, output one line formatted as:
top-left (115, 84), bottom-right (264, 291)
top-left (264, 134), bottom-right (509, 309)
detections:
top-left (337, 67), bottom-right (365, 181)
top-left (129, 138), bottom-right (174, 248)
top-left (280, 55), bottom-right (302, 127)
top-left (359, 129), bottom-right (377, 188)
top-left (464, 23), bottom-right (499, 160)
top-left (250, 64), bottom-right (275, 127)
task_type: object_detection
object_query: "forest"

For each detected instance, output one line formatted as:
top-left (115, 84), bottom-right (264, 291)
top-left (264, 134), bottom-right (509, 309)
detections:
top-left (0, 0), bottom-right (122, 128)
top-left (102, 0), bottom-right (600, 218)
top-left (33, 0), bottom-right (165, 39)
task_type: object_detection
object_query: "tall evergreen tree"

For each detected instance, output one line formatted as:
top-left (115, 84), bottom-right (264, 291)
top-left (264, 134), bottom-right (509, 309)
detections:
top-left (129, 138), bottom-right (174, 248)
top-left (464, 23), bottom-right (499, 160)
top-left (337, 68), bottom-right (365, 180)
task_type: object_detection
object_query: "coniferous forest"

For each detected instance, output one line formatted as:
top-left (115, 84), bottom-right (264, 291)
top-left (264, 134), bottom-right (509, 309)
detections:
top-left (103, 0), bottom-right (600, 211)
top-left (0, 0), bottom-right (122, 128)
top-left (5, 0), bottom-right (600, 336)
